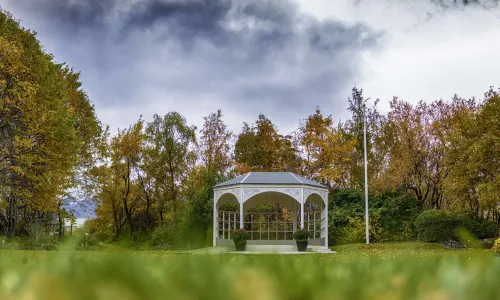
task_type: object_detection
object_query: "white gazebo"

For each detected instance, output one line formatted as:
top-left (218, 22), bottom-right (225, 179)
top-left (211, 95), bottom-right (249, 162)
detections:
top-left (213, 172), bottom-right (329, 251)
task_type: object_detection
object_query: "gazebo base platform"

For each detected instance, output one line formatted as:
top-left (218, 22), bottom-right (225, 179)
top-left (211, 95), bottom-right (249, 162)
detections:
top-left (237, 244), bottom-right (334, 254)
top-left (215, 239), bottom-right (333, 254)
top-left (228, 251), bottom-right (314, 255)
top-left (245, 244), bottom-right (298, 252)
top-left (229, 249), bottom-right (336, 254)
top-left (183, 246), bottom-right (336, 254)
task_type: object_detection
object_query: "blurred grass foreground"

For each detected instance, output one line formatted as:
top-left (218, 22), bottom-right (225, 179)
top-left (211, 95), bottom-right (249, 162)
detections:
top-left (1, 242), bottom-right (500, 300)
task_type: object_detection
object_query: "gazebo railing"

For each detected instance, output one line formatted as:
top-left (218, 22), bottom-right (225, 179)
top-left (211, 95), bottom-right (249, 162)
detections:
top-left (218, 211), bottom-right (239, 239)
top-left (244, 212), bottom-right (295, 240)
top-left (218, 211), bottom-right (321, 240)
top-left (305, 212), bottom-right (322, 239)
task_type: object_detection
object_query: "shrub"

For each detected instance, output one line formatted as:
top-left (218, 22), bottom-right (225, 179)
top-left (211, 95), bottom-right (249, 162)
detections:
top-left (417, 211), bottom-right (448, 241)
top-left (231, 229), bottom-right (249, 248)
top-left (415, 210), bottom-right (457, 242)
top-left (293, 228), bottom-right (310, 242)
top-left (375, 194), bottom-right (420, 241)
top-left (74, 233), bottom-right (103, 250)
top-left (150, 208), bottom-right (193, 250)
top-left (150, 225), bottom-right (176, 250)
top-left (0, 238), bottom-right (17, 250)
top-left (492, 238), bottom-right (500, 254)
top-left (18, 235), bottom-right (59, 250)
top-left (336, 216), bottom-right (365, 244)
top-left (481, 238), bottom-right (496, 249)
top-left (328, 189), bottom-right (421, 245)
top-left (414, 210), bottom-right (495, 243)
top-left (474, 220), bottom-right (498, 239)
top-left (85, 218), bottom-right (114, 242)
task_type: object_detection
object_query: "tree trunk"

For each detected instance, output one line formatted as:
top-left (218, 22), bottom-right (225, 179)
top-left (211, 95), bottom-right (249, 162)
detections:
top-left (57, 201), bottom-right (64, 240)
top-left (3, 195), bottom-right (18, 238)
top-left (58, 214), bottom-right (64, 239)
top-left (139, 177), bottom-right (152, 232)
top-left (111, 199), bottom-right (123, 241)
top-left (168, 160), bottom-right (177, 222)
top-left (122, 159), bottom-right (134, 234)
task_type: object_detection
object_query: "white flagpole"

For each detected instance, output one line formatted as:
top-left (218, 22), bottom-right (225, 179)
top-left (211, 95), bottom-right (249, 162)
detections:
top-left (363, 109), bottom-right (370, 245)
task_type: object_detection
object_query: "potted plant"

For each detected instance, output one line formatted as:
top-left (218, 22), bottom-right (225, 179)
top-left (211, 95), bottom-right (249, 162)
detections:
top-left (493, 238), bottom-right (500, 257)
top-left (293, 228), bottom-right (310, 252)
top-left (231, 229), bottom-right (249, 251)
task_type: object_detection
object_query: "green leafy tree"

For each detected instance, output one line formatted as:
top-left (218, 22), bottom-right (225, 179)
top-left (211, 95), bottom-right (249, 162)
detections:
top-left (443, 89), bottom-right (500, 220)
top-left (345, 87), bottom-right (387, 189)
top-left (144, 112), bottom-right (197, 223)
top-left (297, 108), bottom-right (356, 187)
top-left (234, 114), bottom-right (300, 173)
top-left (0, 10), bottom-right (101, 238)
top-left (91, 120), bottom-right (143, 240)
top-left (185, 110), bottom-right (232, 246)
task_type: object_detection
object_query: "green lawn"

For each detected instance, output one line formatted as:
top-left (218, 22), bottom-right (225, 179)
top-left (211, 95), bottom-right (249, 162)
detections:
top-left (1, 242), bottom-right (499, 300)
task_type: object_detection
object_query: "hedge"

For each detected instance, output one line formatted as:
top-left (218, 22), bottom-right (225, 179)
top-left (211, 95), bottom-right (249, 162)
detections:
top-left (415, 210), bottom-right (497, 242)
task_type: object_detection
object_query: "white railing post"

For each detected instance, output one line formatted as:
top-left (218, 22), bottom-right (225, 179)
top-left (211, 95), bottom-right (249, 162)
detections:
top-left (222, 212), bottom-right (225, 239)
top-left (313, 212), bottom-right (316, 239)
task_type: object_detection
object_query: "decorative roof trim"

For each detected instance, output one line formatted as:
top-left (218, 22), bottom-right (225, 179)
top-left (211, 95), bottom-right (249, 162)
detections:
top-left (289, 172), bottom-right (303, 184)
top-left (240, 172), bottom-right (252, 183)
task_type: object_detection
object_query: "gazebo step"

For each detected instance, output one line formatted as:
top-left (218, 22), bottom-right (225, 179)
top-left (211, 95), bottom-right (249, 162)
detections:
top-left (245, 244), bottom-right (298, 253)
top-left (315, 248), bottom-right (335, 253)
top-left (308, 246), bottom-right (333, 253)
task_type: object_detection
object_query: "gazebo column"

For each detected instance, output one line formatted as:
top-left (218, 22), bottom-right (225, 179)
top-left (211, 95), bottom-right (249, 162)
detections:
top-left (213, 193), bottom-right (217, 247)
top-left (300, 187), bottom-right (304, 229)
top-left (239, 187), bottom-right (244, 229)
top-left (239, 202), bottom-right (244, 229)
top-left (324, 196), bottom-right (328, 248)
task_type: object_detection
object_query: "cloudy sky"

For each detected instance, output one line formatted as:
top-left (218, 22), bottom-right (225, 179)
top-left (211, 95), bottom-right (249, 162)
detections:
top-left (2, 0), bottom-right (499, 134)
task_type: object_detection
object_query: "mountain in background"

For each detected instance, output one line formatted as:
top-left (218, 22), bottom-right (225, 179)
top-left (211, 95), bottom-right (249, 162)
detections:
top-left (62, 198), bottom-right (96, 219)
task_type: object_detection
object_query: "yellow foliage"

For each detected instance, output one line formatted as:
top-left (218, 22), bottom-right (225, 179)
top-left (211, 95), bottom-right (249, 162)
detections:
top-left (492, 238), bottom-right (500, 253)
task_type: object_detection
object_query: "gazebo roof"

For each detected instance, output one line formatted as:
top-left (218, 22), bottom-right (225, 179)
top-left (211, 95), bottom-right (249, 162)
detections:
top-left (214, 172), bottom-right (326, 189)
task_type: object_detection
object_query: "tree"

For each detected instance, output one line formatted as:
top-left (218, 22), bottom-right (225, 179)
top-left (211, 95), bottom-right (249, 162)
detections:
top-left (91, 120), bottom-right (143, 240)
top-left (234, 114), bottom-right (300, 173)
top-left (185, 110), bottom-right (233, 246)
top-left (144, 112), bottom-right (197, 223)
top-left (443, 89), bottom-right (500, 220)
top-left (297, 108), bottom-right (356, 187)
top-left (233, 122), bottom-right (257, 173)
top-left (381, 99), bottom-right (441, 208)
top-left (0, 10), bottom-right (101, 238)
top-left (92, 163), bottom-right (127, 241)
top-left (198, 110), bottom-right (232, 174)
top-left (345, 87), bottom-right (387, 189)
top-left (111, 120), bottom-right (144, 234)
top-left (378, 93), bottom-right (488, 211)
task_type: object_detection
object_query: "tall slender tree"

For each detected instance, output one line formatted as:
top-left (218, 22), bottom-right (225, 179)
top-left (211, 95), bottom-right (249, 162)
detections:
top-left (144, 112), bottom-right (197, 222)
top-left (346, 87), bottom-right (387, 189)
top-left (297, 108), bottom-right (356, 187)
top-left (184, 110), bottom-right (233, 246)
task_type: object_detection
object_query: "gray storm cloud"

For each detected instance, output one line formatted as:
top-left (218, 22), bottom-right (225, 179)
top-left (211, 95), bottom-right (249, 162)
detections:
top-left (1, 0), bottom-right (380, 132)
top-left (356, 0), bottom-right (498, 7)
top-left (2, 0), bottom-right (495, 133)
